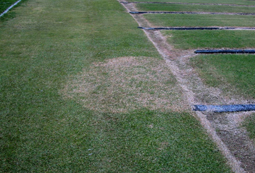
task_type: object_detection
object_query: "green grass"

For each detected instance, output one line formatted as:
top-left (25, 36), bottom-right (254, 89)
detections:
top-left (139, 1), bottom-right (255, 102)
top-left (0, 0), bottom-right (28, 21)
top-left (243, 114), bottom-right (255, 142)
top-left (163, 30), bottom-right (255, 49)
top-left (137, 1), bottom-right (255, 50)
top-left (0, 0), bottom-right (17, 13)
top-left (144, 14), bottom-right (255, 27)
top-left (135, 0), bottom-right (255, 164)
top-left (128, 0), bottom-right (255, 6)
top-left (191, 55), bottom-right (255, 99)
top-left (137, 3), bottom-right (255, 13)
top-left (191, 55), bottom-right (255, 143)
top-left (0, 0), bottom-right (232, 171)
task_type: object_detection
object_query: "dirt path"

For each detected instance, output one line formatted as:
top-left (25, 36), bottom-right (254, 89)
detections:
top-left (119, 1), bottom-right (255, 172)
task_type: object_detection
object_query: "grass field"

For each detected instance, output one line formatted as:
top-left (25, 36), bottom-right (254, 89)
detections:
top-left (137, 3), bottom-right (255, 13)
top-left (144, 14), bottom-right (255, 49)
top-left (144, 14), bottom-right (255, 27)
top-left (191, 54), bottom-right (255, 142)
top-left (0, 0), bottom-right (18, 14)
top-left (162, 30), bottom-right (255, 49)
top-left (133, 0), bottom-right (255, 147)
top-left (0, 0), bottom-right (232, 172)
top-left (128, 0), bottom-right (255, 6)
top-left (139, 1), bottom-right (255, 100)
top-left (191, 55), bottom-right (255, 99)
top-left (243, 114), bottom-right (255, 142)
top-left (0, 0), bottom-right (28, 21)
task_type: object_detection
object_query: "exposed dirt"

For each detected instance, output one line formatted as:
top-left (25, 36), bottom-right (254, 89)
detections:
top-left (62, 57), bottom-right (188, 113)
top-left (207, 112), bottom-right (255, 172)
top-left (120, 1), bottom-right (255, 172)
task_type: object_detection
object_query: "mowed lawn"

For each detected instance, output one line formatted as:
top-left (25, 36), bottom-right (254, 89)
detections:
top-left (144, 14), bottom-right (255, 27)
top-left (0, 0), bottom-right (232, 172)
top-left (139, 2), bottom-right (255, 49)
top-left (134, 0), bottom-right (255, 141)
top-left (138, 0), bottom-right (255, 100)
top-left (137, 3), bottom-right (255, 13)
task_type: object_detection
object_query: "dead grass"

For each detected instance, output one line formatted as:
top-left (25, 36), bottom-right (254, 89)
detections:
top-left (62, 57), bottom-right (187, 113)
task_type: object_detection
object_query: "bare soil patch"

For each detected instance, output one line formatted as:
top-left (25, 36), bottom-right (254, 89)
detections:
top-left (62, 57), bottom-right (188, 113)
top-left (207, 112), bottom-right (255, 172)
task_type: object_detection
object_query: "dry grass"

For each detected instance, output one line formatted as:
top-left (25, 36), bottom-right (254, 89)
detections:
top-left (62, 57), bottom-right (187, 113)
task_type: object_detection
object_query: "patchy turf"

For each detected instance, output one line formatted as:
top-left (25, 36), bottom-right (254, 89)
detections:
top-left (62, 56), bottom-right (186, 113)
top-left (190, 55), bottom-right (255, 100)
top-left (243, 114), bottom-right (255, 143)
top-left (125, 0), bottom-right (255, 171)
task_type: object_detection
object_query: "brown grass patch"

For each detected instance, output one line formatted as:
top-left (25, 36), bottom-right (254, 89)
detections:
top-left (62, 57), bottom-right (187, 113)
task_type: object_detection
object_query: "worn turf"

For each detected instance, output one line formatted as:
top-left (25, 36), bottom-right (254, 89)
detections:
top-left (128, 0), bottom-right (255, 170)
top-left (243, 114), bottom-right (255, 142)
top-left (62, 57), bottom-right (186, 113)
top-left (191, 55), bottom-right (255, 100)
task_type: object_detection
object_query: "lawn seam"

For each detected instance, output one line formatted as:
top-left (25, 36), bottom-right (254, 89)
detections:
top-left (139, 27), bottom-right (255, 30)
top-left (130, 11), bottom-right (255, 16)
